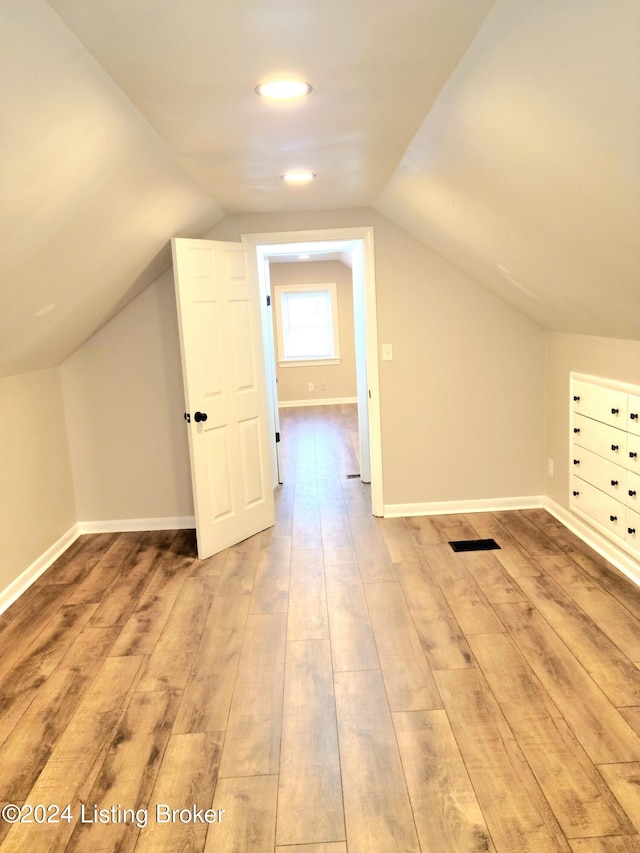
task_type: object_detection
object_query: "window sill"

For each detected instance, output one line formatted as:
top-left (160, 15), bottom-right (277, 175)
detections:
top-left (278, 358), bottom-right (342, 368)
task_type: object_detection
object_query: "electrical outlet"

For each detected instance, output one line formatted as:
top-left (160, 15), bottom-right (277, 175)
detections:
top-left (308, 383), bottom-right (314, 392)
top-left (547, 458), bottom-right (554, 477)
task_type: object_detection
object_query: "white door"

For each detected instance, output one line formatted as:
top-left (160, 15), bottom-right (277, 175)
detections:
top-left (172, 238), bottom-right (275, 558)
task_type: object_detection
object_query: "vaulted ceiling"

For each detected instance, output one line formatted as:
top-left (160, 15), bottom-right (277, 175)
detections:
top-left (1, 0), bottom-right (638, 377)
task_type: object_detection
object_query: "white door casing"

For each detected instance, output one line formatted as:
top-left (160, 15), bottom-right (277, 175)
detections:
top-left (244, 227), bottom-right (383, 515)
top-left (172, 238), bottom-right (275, 558)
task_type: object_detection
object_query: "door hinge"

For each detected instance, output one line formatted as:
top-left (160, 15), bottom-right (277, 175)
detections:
top-left (266, 294), bottom-right (271, 307)
top-left (275, 431), bottom-right (280, 443)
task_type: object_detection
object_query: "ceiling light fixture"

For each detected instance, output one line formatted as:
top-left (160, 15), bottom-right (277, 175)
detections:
top-left (256, 80), bottom-right (312, 100)
top-left (282, 171), bottom-right (315, 184)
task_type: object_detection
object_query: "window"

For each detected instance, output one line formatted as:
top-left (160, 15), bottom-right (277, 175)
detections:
top-left (274, 283), bottom-right (341, 366)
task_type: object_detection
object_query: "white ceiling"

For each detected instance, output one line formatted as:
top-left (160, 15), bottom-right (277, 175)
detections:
top-left (377, 0), bottom-right (640, 338)
top-left (46, 0), bottom-right (495, 212)
top-left (1, 0), bottom-right (639, 376)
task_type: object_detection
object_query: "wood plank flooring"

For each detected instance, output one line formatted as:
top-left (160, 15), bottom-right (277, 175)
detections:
top-left (3, 404), bottom-right (640, 851)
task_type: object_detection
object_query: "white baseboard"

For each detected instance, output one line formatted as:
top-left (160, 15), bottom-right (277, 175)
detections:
top-left (78, 516), bottom-right (195, 534)
top-left (278, 396), bottom-right (357, 409)
top-left (0, 516), bottom-right (196, 616)
top-left (383, 495), bottom-right (544, 519)
top-left (0, 524), bottom-right (81, 616)
top-left (544, 498), bottom-right (640, 589)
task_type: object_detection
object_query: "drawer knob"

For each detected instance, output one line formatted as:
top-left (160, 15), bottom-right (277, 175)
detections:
top-left (611, 445), bottom-right (619, 451)
top-left (631, 413), bottom-right (639, 420)
top-left (611, 480), bottom-right (619, 486)
top-left (612, 408), bottom-right (620, 414)
top-left (631, 452), bottom-right (638, 458)
top-left (572, 490), bottom-right (579, 496)
top-left (630, 490), bottom-right (637, 496)
top-left (610, 515), bottom-right (618, 522)
top-left (573, 395), bottom-right (581, 401)
top-left (573, 428), bottom-right (580, 434)
top-left (629, 528), bottom-right (636, 535)
top-left (573, 459), bottom-right (580, 465)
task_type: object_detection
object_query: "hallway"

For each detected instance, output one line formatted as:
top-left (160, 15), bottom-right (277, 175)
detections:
top-left (1, 405), bottom-right (640, 851)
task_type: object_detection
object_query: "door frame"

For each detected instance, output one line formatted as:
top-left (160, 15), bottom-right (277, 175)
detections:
top-left (241, 226), bottom-right (383, 516)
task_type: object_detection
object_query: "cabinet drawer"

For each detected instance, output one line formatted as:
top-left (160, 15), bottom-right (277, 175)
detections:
top-left (569, 446), bottom-right (626, 501)
top-left (573, 414), bottom-right (627, 465)
top-left (625, 506), bottom-right (640, 545)
top-left (628, 393), bottom-right (640, 437)
top-left (626, 470), bottom-right (640, 509)
top-left (570, 475), bottom-right (625, 539)
top-left (628, 434), bottom-right (640, 471)
top-left (572, 380), bottom-right (628, 427)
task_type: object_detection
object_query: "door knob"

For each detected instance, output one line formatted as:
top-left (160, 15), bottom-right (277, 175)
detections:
top-left (194, 411), bottom-right (208, 423)
top-left (183, 412), bottom-right (191, 423)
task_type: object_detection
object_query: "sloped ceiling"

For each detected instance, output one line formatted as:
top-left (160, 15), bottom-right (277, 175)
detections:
top-left (2, 0), bottom-right (639, 376)
top-left (0, 0), bottom-right (224, 377)
top-left (377, 0), bottom-right (640, 339)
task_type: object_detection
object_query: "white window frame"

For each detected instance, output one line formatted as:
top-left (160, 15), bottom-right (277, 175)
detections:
top-left (273, 282), bottom-right (341, 367)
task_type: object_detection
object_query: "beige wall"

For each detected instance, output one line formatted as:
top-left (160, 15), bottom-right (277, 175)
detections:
top-left (61, 270), bottom-right (194, 522)
top-left (0, 368), bottom-right (76, 591)
top-left (546, 333), bottom-right (640, 509)
top-left (269, 260), bottom-right (357, 403)
top-left (211, 209), bottom-right (547, 506)
top-left (57, 207), bottom-right (546, 523)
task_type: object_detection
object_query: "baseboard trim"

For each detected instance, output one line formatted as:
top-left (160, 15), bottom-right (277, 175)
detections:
top-left (383, 495), bottom-right (545, 518)
top-left (278, 396), bottom-right (357, 409)
top-left (77, 516), bottom-right (196, 534)
top-left (0, 524), bottom-right (81, 616)
top-left (544, 498), bottom-right (640, 589)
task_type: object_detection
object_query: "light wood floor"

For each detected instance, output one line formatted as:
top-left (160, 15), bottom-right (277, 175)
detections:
top-left (3, 404), bottom-right (640, 851)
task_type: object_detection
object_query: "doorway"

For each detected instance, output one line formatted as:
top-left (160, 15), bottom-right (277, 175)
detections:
top-left (242, 227), bottom-right (383, 516)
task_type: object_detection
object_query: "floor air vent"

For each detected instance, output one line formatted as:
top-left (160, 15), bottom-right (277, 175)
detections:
top-left (448, 538), bottom-right (501, 553)
top-left (346, 473), bottom-right (360, 479)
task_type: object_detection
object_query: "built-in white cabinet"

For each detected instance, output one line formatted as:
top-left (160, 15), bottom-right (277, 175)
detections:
top-left (570, 374), bottom-right (640, 560)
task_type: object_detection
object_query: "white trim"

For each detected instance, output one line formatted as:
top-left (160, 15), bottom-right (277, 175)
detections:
top-left (77, 516), bottom-right (196, 534)
top-left (242, 226), bottom-right (383, 516)
top-left (571, 371), bottom-right (640, 396)
top-left (273, 282), bottom-right (340, 364)
top-left (278, 358), bottom-right (342, 368)
top-left (544, 498), bottom-right (640, 589)
top-left (0, 524), bottom-right (80, 616)
top-left (278, 396), bottom-right (358, 409)
top-left (383, 495), bottom-right (545, 518)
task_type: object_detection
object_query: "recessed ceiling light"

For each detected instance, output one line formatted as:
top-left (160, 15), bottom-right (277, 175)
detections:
top-left (282, 171), bottom-right (315, 184)
top-left (256, 80), bottom-right (312, 100)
